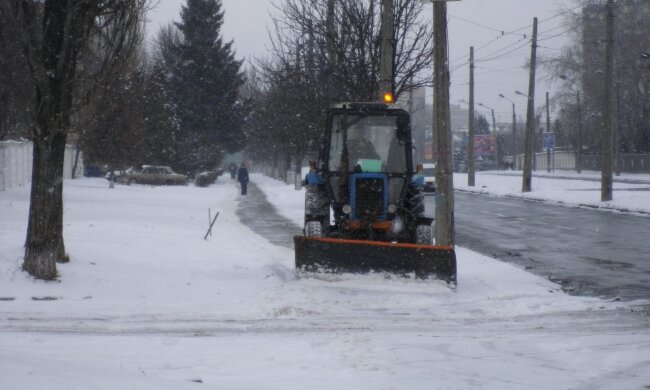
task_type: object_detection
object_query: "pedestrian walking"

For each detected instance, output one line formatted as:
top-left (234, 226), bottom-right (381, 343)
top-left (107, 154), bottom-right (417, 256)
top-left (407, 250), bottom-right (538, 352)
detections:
top-left (237, 162), bottom-right (249, 195)
top-left (229, 163), bottom-right (237, 180)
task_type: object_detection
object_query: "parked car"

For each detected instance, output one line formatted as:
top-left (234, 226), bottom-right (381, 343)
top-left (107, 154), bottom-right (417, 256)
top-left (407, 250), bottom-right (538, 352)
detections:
top-left (115, 165), bottom-right (187, 186)
top-left (84, 165), bottom-right (106, 177)
top-left (195, 171), bottom-right (218, 187)
top-left (422, 163), bottom-right (436, 193)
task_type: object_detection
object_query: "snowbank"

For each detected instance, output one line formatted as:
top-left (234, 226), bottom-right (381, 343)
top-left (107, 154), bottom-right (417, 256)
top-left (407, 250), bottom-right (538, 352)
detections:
top-left (455, 171), bottom-right (650, 215)
top-left (1, 176), bottom-right (648, 389)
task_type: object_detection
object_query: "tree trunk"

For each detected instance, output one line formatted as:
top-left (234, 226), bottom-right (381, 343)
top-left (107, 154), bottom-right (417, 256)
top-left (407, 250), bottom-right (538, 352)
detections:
top-left (22, 0), bottom-right (83, 278)
top-left (24, 131), bottom-right (68, 279)
top-left (71, 140), bottom-right (81, 179)
top-left (284, 153), bottom-right (292, 183)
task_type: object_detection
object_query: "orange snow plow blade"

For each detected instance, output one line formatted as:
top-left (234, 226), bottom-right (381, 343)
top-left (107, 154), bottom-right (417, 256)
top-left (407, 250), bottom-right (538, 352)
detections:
top-left (294, 236), bottom-right (457, 285)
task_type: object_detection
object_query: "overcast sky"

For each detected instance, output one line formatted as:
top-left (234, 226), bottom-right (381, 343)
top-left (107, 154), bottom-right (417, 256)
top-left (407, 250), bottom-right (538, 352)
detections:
top-left (146, 0), bottom-right (574, 121)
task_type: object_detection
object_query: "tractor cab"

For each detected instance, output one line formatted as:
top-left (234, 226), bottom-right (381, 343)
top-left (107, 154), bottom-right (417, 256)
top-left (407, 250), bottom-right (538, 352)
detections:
top-left (322, 103), bottom-right (414, 233)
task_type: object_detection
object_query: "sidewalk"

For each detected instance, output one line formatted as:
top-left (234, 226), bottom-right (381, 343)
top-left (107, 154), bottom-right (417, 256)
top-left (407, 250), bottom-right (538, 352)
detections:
top-left (454, 170), bottom-right (650, 216)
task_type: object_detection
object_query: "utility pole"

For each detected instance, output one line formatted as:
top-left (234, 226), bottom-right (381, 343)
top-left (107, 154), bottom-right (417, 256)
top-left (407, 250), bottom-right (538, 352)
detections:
top-left (468, 46), bottom-right (475, 186)
top-left (326, 0), bottom-right (336, 103)
top-left (576, 89), bottom-right (583, 173)
top-left (546, 91), bottom-right (551, 173)
top-left (522, 17), bottom-right (537, 193)
top-left (499, 93), bottom-right (517, 170)
top-left (379, 0), bottom-right (394, 102)
top-left (602, 0), bottom-right (614, 201)
top-left (433, 1), bottom-right (455, 246)
top-left (615, 82), bottom-right (621, 176)
top-left (487, 106), bottom-right (497, 169)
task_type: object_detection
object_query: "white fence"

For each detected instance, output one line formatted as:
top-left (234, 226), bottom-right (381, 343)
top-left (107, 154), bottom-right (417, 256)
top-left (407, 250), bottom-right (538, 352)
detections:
top-left (0, 141), bottom-right (83, 191)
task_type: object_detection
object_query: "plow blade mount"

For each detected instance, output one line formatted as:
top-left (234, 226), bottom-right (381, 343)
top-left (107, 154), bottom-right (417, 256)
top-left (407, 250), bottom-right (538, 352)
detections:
top-left (294, 236), bottom-right (457, 285)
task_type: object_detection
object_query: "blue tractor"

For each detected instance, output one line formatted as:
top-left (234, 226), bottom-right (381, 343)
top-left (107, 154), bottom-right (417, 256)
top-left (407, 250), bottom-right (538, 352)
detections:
top-left (294, 102), bottom-right (456, 285)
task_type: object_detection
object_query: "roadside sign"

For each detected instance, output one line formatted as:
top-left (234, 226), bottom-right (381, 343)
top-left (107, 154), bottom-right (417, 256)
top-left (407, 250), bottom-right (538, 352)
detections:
top-left (543, 132), bottom-right (555, 150)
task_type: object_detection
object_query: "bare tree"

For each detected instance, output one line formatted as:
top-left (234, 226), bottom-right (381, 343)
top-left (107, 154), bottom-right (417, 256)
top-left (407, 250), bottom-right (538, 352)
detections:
top-left (247, 0), bottom-right (433, 173)
top-left (0, 0), bottom-right (149, 280)
top-left (545, 0), bottom-right (650, 156)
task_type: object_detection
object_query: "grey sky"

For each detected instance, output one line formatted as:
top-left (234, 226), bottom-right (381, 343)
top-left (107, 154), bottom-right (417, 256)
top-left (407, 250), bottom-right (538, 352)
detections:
top-left (146, 0), bottom-right (574, 121)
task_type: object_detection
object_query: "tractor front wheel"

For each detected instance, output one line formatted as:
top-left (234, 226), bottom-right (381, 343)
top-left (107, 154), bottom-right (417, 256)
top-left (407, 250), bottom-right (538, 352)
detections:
top-left (415, 224), bottom-right (432, 245)
top-left (305, 221), bottom-right (323, 237)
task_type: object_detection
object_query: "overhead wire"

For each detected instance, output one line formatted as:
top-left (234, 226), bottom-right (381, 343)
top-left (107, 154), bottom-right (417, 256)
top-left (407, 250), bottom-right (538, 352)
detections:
top-left (448, 2), bottom-right (585, 68)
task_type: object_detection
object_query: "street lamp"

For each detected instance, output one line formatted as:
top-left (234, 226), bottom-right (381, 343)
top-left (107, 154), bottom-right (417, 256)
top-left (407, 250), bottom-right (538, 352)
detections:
top-left (559, 74), bottom-right (583, 174)
top-left (499, 93), bottom-right (517, 170)
top-left (477, 102), bottom-right (498, 168)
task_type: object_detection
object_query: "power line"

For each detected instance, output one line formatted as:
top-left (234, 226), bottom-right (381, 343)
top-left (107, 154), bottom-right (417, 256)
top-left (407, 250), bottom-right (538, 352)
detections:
top-left (476, 38), bottom-right (531, 63)
top-left (449, 14), bottom-right (520, 36)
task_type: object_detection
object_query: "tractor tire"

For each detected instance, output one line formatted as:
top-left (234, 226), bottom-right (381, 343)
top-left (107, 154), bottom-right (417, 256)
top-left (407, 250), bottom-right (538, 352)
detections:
top-left (305, 221), bottom-right (323, 237)
top-left (415, 224), bottom-right (432, 245)
top-left (405, 184), bottom-right (425, 217)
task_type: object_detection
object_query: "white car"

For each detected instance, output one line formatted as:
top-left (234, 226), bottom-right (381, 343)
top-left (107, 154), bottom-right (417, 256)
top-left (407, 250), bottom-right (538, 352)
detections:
top-left (422, 163), bottom-right (436, 192)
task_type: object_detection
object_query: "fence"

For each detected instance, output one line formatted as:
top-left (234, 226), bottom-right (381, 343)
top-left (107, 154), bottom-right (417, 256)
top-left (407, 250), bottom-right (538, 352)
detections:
top-left (509, 151), bottom-right (650, 173)
top-left (0, 141), bottom-right (83, 191)
top-left (531, 150), bottom-right (576, 171)
top-left (583, 154), bottom-right (650, 173)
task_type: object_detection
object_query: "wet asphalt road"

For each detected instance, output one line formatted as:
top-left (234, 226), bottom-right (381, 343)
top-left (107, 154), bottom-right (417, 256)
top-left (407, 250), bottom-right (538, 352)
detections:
top-left (425, 192), bottom-right (650, 301)
top-left (237, 180), bottom-right (650, 301)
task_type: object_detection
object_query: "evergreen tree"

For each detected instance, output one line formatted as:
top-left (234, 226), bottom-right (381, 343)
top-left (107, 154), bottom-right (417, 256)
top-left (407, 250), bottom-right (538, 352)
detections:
top-left (171, 0), bottom-right (246, 173)
top-left (475, 115), bottom-right (490, 135)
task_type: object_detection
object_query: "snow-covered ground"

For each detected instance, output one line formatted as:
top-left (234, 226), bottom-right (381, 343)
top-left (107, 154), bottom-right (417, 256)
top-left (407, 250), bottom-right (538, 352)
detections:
top-left (1, 175), bottom-right (649, 389)
top-left (455, 170), bottom-right (650, 215)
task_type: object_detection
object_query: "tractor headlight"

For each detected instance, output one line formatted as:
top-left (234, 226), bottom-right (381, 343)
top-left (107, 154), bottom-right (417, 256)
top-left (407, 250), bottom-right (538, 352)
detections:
top-left (391, 216), bottom-right (405, 234)
top-left (342, 204), bottom-right (352, 214)
top-left (387, 204), bottom-right (397, 214)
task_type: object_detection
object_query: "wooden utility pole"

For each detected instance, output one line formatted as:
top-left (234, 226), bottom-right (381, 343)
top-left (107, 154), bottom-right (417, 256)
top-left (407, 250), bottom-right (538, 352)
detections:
top-left (576, 89), bottom-right (583, 173)
top-left (546, 91), bottom-right (551, 173)
top-left (326, 0), bottom-right (337, 102)
top-left (468, 46), bottom-right (475, 186)
top-left (602, 0), bottom-right (614, 201)
top-left (522, 17), bottom-right (537, 193)
top-left (379, 0), bottom-right (394, 101)
top-left (487, 106), bottom-right (497, 167)
top-left (433, 1), bottom-right (455, 246)
top-left (615, 82), bottom-right (621, 176)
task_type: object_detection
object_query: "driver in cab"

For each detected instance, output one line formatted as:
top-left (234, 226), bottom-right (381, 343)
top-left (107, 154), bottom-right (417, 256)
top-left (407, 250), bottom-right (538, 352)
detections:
top-left (347, 125), bottom-right (380, 171)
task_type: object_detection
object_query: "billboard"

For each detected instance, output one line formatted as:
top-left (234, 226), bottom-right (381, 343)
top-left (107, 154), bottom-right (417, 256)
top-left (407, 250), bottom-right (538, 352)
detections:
top-left (473, 135), bottom-right (496, 157)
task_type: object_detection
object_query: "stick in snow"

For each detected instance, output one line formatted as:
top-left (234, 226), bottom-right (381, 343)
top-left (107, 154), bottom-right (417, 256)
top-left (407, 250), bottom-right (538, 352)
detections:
top-left (204, 211), bottom-right (220, 240)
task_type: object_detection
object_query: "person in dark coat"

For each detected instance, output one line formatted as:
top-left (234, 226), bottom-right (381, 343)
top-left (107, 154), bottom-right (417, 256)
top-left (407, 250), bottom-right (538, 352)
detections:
top-left (237, 163), bottom-right (249, 195)
top-left (229, 163), bottom-right (237, 179)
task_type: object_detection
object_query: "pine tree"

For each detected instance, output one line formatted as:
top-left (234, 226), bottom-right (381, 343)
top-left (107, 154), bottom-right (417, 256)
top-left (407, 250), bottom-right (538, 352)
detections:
top-left (171, 0), bottom-right (246, 173)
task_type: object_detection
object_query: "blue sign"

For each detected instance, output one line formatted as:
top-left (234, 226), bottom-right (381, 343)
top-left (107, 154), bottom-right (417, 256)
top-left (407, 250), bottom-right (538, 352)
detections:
top-left (543, 132), bottom-right (555, 150)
